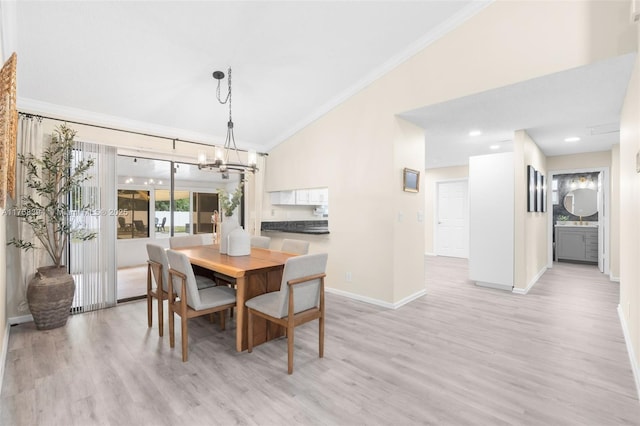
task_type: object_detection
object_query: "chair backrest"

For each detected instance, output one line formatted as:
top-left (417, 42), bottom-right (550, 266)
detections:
top-left (160, 217), bottom-right (167, 227)
top-left (118, 216), bottom-right (126, 229)
top-left (169, 234), bottom-right (204, 249)
top-left (146, 244), bottom-right (170, 293)
top-left (200, 233), bottom-right (214, 245)
top-left (274, 253), bottom-right (328, 318)
top-left (251, 236), bottom-right (271, 249)
top-left (281, 239), bottom-right (310, 255)
top-left (133, 220), bottom-right (145, 232)
top-left (166, 249), bottom-right (201, 309)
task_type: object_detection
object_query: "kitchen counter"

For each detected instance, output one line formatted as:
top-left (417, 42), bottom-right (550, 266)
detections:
top-left (261, 220), bottom-right (329, 235)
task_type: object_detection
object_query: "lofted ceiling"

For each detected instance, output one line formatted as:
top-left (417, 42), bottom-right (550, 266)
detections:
top-left (6, 1), bottom-right (634, 173)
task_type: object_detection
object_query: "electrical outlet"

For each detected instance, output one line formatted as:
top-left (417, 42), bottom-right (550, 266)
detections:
top-left (345, 272), bottom-right (352, 282)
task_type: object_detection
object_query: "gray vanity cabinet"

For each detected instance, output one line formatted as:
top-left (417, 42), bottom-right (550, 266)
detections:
top-left (555, 226), bottom-right (598, 263)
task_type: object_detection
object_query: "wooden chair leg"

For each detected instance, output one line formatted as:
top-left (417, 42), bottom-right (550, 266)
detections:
top-left (158, 294), bottom-right (164, 337)
top-left (209, 313), bottom-right (215, 323)
top-left (287, 321), bottom-right (295, 374)
top-left (146, 269), bottom-right (153, 328)
top-left (247, 309), bottom-right (253, 353)
top-left (147, 294), bottom-right (152, 328)
top-left (219, 310), bottom-right (226, 331)
top-left (168, 299), bottom-right (175, 348)
top-left (181, 302), bottom-right (188, 362)
top-left (319, 314), bottom-right (324, 358)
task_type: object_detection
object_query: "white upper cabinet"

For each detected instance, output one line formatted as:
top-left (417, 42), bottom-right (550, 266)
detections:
top-left (309, 188), bottom-right (328, 205)
top-left (270, 190), bottom-right (296, 205)
top-left (270, 188), bottom-right (329, 205)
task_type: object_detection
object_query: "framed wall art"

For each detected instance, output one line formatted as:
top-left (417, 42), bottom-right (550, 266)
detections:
top-left (527, 165), bottom-right (536, 212)
top-left (0, 52), bottom-right (18, 208)
top-left (403, 168), bottom-right (420, 193)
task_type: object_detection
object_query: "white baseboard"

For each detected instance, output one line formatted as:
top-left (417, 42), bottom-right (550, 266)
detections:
top-left (8, 314), bottom-right (33, 325)
top-left (475, 281), bottom-right (512, 292)
top-left (513, 266), bottom-right (547, 295)
top-left (326, 287), bottom-right (427, 310)
top-left (617, 304), bottom-right (640, 402)
top-left (424, 252), bottom-right (437, 257)
top-left (0, 323), bottom-right (9, 397)
top-left (610, 274), bottom-right (620, 283)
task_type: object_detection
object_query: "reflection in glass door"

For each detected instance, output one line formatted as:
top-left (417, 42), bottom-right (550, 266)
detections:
top-left (192, 192), bottom-right (218, 234)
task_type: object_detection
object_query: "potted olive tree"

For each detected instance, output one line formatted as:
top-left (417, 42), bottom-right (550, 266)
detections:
top-left (9, 124), bottom-right (96, 330)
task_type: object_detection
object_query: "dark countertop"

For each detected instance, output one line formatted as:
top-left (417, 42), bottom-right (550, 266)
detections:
top-left (261, 220), bottom-right (330, 235)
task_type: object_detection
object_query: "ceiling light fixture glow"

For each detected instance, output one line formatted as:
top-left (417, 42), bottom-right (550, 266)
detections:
top-left (489, 144), bottom-right (500, 150)
top-left (469, 130), bottom-right (482, 137)
top-left (564, 136), bottom-right (581, 142)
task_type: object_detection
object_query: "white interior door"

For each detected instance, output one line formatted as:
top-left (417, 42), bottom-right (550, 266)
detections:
top-left (436, 180), bottom-right (468, 258)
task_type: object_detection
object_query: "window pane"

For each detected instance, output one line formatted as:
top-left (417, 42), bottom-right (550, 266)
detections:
top-left (117, 190), bottom-right (150, 239)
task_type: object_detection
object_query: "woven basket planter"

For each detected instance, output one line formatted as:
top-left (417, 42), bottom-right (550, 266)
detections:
top-left (27, 266), bottom-right (75, 330)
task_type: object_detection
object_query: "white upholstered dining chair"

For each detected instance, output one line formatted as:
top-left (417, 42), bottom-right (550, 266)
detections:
top-left (250, 235), bottom-right (271, 249)
top-left (245, 252), bottom-right (328, 374)
top-left (168, 234), bottom-right (216, 289)
top-left (146, 244), bottom-right (171, 337)
top-left (280, 238), bottom-right (310, 255)
top-left (169, 234), bottom-right (204, 248)
top-left (166, 249), bottom-right (237, 362)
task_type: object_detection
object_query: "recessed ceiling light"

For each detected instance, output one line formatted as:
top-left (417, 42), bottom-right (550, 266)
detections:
top-left (469, 130), bottom-right (482, 137)
top-left (489, 144), bottom-right (500, 150)
top-left (564, 136), bottom-right (581, 142)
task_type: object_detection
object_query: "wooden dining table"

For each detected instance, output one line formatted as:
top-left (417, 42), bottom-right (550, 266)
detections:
top-left (172, 245), bottom-right (296, 352)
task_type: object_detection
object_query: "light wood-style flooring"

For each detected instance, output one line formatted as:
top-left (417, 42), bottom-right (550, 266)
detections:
top-left (1, 257), bottom-right (639, 425)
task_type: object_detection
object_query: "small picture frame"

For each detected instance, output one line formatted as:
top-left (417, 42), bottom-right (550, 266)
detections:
top-left (536, 171), bottom-right (544, 212)
top-left (527, 165), bottom-right (536, 212)
top-left (403, 168), bottom-right (420, 193)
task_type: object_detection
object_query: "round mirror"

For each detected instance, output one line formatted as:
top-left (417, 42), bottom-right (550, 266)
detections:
top-left (563, 188), bottom-right (597, 216)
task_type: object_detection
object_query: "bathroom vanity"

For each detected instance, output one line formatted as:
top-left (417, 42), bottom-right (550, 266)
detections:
top-left (554, 224), bottom-right (598, 264)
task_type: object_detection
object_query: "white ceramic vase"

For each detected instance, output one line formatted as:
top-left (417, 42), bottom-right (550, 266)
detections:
top-left (219, 217), bottom-right (239, 254)
top-left (227, 227), bottom-right (251, 256)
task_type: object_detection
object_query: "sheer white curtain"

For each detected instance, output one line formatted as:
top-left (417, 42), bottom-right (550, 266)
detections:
top-left (69, 140), bottom-right (117, 313)
top-left (13, 115), bottom-right (45, 313)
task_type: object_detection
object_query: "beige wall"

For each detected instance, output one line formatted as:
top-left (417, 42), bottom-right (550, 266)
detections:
top-left (424, 165), bottom-right (469, 255)
top-left (513, 130), bottom-right (548, 291)
top-left (618, 21), bottom-right (640, 397)
top-left (611, 144), bottom-right (620, 280)
top-left (267, 0), bottom-right (634, 304)
top-left (547, 151), bottom-right (612, 171)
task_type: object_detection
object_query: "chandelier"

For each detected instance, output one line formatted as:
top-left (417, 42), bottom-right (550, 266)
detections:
top-left (198, 68), bottom-right (257, 176)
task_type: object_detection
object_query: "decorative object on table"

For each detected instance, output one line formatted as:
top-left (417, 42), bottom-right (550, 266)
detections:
top-left (8, 124), bottom-right (97, 330)
top-left (197, 68), bottom-right (258, 176)
top-left (218, 180), bottom-right (244, 254)
top-left (403, 167), bottom-right (419, 193)
top-left (0, 52), bottom-right (18, 208)
top-left (227, 227), bottom-right (251, 256)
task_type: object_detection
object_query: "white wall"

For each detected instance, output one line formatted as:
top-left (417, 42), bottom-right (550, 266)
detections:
top-left (469, 152), bottom-right (514, 291)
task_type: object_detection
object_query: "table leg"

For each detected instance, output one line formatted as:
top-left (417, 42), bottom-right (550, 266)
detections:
top-left (235, 275), bottom-right (246, 352)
